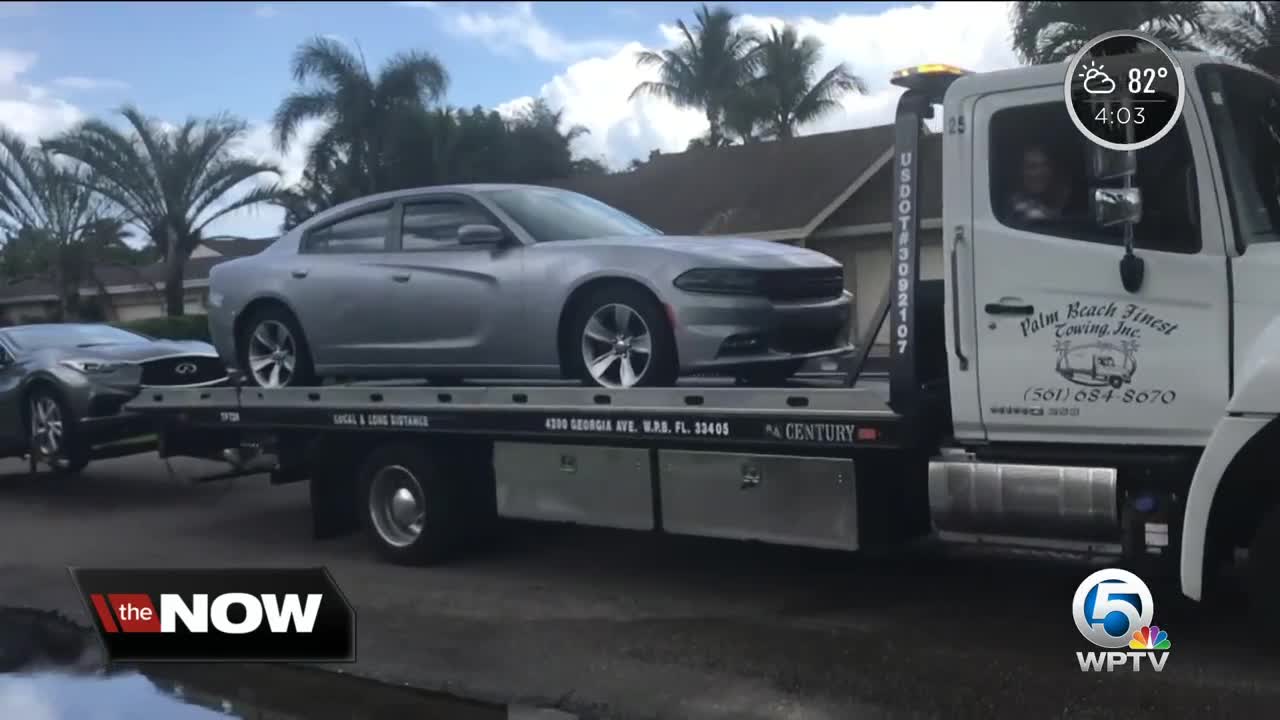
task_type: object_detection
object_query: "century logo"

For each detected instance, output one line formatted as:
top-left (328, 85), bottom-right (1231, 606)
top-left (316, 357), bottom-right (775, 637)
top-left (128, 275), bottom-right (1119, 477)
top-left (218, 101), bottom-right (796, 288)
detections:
top-left (70, 567), bottom-right (356, 662)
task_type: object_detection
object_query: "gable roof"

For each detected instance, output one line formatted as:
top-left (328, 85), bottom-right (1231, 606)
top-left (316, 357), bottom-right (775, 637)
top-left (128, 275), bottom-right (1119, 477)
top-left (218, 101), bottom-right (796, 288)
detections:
top-left (545, 124), bottom-right (896, 238)
top-left (0, 256), bottom-right (230, 303)
top-left (818, 133), bottom-right (943, 231)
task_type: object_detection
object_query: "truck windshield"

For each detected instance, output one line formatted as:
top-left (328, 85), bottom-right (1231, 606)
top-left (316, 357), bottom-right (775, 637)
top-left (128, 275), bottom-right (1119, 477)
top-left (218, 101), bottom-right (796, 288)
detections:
top-left (1197, 64), bottom-right (1280, 248)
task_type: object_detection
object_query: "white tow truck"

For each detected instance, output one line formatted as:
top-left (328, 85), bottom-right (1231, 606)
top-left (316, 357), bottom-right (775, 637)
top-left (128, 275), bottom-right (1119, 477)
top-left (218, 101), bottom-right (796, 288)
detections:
top-left (132, 49), bottom-right (1280, 631)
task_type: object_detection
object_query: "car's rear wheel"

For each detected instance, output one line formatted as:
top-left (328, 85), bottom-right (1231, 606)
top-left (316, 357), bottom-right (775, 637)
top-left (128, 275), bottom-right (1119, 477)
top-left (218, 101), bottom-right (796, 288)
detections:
top-left (567, 284), bottom-right (677, 388)
top-left (27, 388), bottom-right (87, 475)
top-left (239, 305), bottom-right (317, 388)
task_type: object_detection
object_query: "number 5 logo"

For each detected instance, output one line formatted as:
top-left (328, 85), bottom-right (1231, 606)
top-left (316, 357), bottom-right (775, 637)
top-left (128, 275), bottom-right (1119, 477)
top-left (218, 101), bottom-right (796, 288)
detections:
top-left (1072, 568), bottom-right (1154, 649)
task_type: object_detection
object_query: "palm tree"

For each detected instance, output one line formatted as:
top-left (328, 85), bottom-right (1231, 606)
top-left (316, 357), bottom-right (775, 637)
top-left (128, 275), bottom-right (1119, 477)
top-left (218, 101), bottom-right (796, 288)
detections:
top-left (1010, 1), bottom-right (1206, 65)
top-left (272, 36), bottom-right (449, 197)
top-left (46, 106), bottom-right (283, 316)
top-left (630, 4), bottom-right (762, 147)
top-left (1202, 1), bottom-right (1280, 76)
top-left (0, 128), bottom-right (108, 319)
top-left (751, 25), bottom-right (866, 140)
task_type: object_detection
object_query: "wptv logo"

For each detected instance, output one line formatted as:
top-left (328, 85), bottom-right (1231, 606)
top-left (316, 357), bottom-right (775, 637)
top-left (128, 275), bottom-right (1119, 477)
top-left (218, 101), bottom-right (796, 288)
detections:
top-left (70, 567), bottom-right (356, 662)
top-left (1072, 568), bottom-right (1171, 672)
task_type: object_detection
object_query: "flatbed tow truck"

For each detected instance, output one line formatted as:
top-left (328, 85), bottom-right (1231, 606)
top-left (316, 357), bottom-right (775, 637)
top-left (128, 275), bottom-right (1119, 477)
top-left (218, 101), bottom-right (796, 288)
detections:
top-left (127, 51), bottom-right (1280, 630)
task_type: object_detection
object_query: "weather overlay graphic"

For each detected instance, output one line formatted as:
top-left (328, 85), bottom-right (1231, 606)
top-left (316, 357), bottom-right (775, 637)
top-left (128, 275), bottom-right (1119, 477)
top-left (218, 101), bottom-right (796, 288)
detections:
top-left (1072, 568), bottom-right (1172, 672)
top-left (1063, 30), bottom-right (1186, 151)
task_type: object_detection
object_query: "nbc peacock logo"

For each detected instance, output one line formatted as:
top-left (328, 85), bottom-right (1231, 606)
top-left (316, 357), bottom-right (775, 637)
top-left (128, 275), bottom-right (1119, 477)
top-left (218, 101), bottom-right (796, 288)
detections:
top-left (1129, 625), bottom-right (1171, 651)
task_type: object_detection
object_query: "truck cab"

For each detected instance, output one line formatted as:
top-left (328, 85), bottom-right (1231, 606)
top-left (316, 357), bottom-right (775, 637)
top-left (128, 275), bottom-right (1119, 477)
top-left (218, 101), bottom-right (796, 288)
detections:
top-left (923, 53), bottom-right (1280, 606)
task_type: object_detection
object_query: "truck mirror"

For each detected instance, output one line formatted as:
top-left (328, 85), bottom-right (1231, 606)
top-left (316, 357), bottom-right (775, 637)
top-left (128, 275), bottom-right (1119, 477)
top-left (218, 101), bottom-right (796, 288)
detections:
top-left (1092, 187), bottom-right (1143, 227)
top-left (1089, 146), bottom-right (1137, 181)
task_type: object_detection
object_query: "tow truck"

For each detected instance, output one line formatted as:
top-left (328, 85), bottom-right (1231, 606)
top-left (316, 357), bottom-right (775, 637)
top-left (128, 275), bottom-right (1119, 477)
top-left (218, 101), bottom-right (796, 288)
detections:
top-left (128, 53), bottom-right (1280, 631)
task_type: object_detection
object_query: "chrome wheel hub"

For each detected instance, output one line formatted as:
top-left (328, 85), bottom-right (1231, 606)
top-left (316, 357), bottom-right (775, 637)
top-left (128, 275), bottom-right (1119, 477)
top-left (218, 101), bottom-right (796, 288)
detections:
top-left (368, 465), bottom-right (426, 548)
top-left (581, 303), bottom-right (652, 389)
top-left (247, 320), bottom-right (296, 388)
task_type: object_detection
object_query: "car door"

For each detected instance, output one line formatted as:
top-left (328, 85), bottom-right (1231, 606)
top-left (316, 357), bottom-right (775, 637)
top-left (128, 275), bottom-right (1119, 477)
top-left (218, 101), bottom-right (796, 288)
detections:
top-left (968, 86), bottom-right (1230, 447)
top-left (287, 203), bottom-right (402, 369)
top-left (383, 195), bottom-right (527, 371)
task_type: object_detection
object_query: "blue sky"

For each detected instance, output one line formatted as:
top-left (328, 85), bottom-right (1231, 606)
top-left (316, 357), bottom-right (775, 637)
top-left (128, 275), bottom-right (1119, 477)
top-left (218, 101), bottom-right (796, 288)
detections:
top-left (0, 1), bottom-right (1019, 238)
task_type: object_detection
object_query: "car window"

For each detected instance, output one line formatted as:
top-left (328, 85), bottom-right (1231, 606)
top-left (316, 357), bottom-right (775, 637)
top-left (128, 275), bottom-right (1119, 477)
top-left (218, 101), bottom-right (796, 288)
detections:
top-left (483, 187), bottom-right (658, 243)
top-left (989, 102), bottom-right (1201, 255)
top-left (303, 206), bottom-right (390, 253)
top-left (401, 201), bottom-right (494, 250)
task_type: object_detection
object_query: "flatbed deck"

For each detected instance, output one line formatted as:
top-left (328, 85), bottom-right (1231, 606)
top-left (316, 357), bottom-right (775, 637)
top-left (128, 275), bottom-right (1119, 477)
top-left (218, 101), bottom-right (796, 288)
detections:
top-left (129, 376), bottom-right (908, 452)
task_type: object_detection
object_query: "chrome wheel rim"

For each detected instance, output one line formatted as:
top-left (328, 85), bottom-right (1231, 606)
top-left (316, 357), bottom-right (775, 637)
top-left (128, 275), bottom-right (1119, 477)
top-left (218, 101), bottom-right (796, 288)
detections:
top-left (247, 320), bottom-right (296, 388)
top-left (580, 303), bottom-right (652, 389)
top-left (30, 396), bottom-right (64, 465)
top-left (368, 465), bottom-right (426, 548)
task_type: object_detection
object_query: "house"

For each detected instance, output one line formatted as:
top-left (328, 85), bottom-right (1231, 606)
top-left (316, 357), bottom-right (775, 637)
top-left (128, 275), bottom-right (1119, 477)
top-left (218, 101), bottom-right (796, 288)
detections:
top-left (0, 236), bottom-right (276, 324)
top-left (546, 124), bottom-right (942, 352)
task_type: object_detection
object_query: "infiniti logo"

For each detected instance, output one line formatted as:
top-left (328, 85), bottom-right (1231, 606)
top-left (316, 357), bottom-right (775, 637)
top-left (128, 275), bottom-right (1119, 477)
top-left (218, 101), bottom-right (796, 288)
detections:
top-left (174, 362), bottom-right (198, 375)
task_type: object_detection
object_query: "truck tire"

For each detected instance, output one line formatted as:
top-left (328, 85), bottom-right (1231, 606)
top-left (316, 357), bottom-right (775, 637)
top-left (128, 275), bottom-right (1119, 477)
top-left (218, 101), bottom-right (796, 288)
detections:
top-left (1248, 503), bottom-right (1280, 643)
top-left (358, 443), bottom-right (467, 565)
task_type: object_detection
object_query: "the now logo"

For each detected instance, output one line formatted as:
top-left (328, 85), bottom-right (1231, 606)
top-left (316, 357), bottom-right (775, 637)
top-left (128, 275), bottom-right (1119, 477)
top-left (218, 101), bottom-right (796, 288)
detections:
top-left (89, 592), bottom-right (323, 634)
top-left (71, 567), bottom-right (356, 663)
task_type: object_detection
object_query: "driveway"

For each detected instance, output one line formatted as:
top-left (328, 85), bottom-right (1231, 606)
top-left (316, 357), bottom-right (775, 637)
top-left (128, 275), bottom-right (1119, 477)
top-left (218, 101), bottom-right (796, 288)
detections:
top-left (0, 453), bottom-right (1277, 719)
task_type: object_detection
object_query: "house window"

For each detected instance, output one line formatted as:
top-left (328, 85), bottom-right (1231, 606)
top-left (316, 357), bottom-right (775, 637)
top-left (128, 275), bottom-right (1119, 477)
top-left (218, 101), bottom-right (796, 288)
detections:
top-left (989, 102), bottom-right (1201, 254)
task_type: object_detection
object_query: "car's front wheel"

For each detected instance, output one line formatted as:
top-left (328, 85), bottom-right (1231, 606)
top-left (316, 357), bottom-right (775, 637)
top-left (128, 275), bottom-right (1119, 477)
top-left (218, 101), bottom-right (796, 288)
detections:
top-left (27, 388), bottom-right (87, 475)
top-left (238, 305), bottom-right (317, 388)
top-left (566, 284), bottom-right (677, 389)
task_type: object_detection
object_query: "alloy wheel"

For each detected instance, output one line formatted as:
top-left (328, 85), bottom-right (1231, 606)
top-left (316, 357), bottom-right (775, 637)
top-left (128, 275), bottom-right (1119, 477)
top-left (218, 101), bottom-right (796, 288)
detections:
top-left (580, 303), bottom-right (652, 388)
top-left (247, 320), bottom-right (297, 388)
top-left (30, 396), bottom-right (64, 467)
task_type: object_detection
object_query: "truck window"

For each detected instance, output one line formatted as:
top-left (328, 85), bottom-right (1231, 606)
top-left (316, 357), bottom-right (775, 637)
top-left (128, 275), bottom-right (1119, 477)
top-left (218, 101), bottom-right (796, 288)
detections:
top-left (1196, 64), bottom-right (1280, 250)
top-left (989, 102), bottom-right (1201, 254)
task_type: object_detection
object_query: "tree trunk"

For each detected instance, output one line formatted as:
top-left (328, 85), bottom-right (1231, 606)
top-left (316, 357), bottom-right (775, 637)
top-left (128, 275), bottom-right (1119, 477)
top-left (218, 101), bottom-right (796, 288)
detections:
top-left (163, 224), bottom-right (185, 317)
top-left (706, 108), bottom-right (723, 148)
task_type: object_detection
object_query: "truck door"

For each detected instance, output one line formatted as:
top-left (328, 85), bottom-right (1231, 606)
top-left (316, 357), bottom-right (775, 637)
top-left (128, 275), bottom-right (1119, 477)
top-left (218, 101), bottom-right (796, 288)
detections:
top-left (968, 86), bottom-right (1230, 446)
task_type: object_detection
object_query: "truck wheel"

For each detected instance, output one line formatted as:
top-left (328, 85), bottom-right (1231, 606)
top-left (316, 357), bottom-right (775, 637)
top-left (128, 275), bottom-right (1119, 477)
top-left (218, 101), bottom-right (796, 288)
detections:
top-left (358, 443), bottom-right (466, 565)
top-left (27, 388), bottom-right (87, 475)
top-left (1248, 504), bottom-right (1280, 642)
top-left (566, 284), bottom-right (677, 388)
top-left (238, 305), bottom-right (317, 388)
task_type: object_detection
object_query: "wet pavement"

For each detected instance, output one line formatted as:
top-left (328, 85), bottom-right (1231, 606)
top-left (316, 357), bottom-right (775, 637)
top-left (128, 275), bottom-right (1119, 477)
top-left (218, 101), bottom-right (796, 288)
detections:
top-left (2, 453), bottom-right (1280, 719)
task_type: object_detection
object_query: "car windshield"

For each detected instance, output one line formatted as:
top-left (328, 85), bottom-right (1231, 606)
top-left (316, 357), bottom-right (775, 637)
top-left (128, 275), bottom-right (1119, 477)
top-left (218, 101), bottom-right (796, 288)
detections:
top-left (1197, 64), bottom-right (1280, 247)
top-left (484, 187), bottom-right (659, 243)
top-left (3, 325), bottom-right (150, 351)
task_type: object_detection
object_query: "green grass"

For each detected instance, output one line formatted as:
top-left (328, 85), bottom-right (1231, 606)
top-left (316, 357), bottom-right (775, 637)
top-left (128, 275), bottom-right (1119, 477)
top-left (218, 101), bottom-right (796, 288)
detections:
top-left (114, 314), bottom-right (212, 343)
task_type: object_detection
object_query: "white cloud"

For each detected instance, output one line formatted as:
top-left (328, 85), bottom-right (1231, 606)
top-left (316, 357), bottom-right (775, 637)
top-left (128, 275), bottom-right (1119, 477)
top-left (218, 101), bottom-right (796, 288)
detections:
top-left (424, 1), bottom-right (623, 63)
top-left (505, 1), bottom-right (1020, 170)
top-left (0, 49), bottom-right (84, 141)
top-left (253, 4), bottom-right (279, 19)
top-left (203, 118), bottom-right (325, 239)
top-left (53, 76), bottom-right (130, 91)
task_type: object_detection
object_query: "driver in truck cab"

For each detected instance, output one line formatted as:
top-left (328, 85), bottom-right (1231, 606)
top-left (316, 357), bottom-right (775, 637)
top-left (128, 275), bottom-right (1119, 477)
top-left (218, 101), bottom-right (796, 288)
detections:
top-left (1006, 142), bottom-right (1073, 223)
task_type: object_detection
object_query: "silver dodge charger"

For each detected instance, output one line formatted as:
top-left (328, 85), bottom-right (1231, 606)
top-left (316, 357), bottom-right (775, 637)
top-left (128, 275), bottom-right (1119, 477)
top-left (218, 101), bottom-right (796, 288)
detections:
top-left (208, 184), bottom-right (854, 389)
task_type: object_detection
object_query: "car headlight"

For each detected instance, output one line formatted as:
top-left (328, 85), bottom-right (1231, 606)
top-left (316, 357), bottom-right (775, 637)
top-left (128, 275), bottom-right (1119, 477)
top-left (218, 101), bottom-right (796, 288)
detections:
top-left (208, 291), bottom-right (224, 308)
top-left (673, 268), bottom-right (764, 295)
top-left (61, 359), bottom-right (130, 374)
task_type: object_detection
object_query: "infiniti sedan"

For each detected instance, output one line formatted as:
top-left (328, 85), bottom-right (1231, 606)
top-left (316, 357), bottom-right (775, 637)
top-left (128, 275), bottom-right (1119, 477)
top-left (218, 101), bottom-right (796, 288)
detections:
top-left (208, 184), bottom-right (854, 389)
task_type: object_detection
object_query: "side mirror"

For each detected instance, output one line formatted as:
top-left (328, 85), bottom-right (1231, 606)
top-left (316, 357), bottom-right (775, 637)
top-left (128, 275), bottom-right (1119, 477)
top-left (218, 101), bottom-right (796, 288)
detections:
top-left (1089, 146), bottom-right (1137, 182)
top-left (1092, 187), bottom-right (1143, 227)
top-left (457, 224), bottom-right (505, 246)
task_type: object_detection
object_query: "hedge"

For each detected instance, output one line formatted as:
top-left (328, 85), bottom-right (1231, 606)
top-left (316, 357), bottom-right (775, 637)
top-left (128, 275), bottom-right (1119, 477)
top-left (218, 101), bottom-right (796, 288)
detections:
top-left (114, 314), bottom-right (212, 343)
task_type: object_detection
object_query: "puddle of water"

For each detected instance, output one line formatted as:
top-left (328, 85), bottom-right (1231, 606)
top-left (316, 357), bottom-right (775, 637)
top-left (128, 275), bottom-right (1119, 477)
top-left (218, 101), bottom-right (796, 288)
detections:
top-left (0, 606), bottom-right (577, 720)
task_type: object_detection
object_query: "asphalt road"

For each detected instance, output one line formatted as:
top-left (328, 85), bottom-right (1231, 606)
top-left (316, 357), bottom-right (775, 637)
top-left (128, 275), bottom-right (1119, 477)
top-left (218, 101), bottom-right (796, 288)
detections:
top-left (1, 453), bottom-right (1277, 720)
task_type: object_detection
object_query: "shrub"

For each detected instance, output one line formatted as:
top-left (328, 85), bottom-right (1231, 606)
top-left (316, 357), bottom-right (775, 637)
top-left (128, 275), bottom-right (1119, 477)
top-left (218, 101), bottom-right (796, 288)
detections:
top-left (114, 314), bottom-right (212, 343)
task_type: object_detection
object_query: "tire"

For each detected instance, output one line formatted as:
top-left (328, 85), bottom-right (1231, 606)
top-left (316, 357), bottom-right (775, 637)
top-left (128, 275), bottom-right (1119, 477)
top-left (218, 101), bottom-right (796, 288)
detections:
top-left (237, 304), bottom-right (317, 388)
top-left (735, 359), bottom-right (805, 387)
top-left (565, 284), bottom-right (677, 388)
top-left (358, 443), bottom-right (467, 565)
top-left (1248, 504), bottom-right (1280, 644)
top-left (26, 386), bottom-right (88, 475)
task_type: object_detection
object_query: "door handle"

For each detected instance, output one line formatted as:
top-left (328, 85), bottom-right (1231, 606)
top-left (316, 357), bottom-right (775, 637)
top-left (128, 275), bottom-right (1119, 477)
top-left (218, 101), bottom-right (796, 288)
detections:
top-left (950, 227), bottom-right (969, 371)
top-left (984, 302), bottom-right (1034, 316)
top-left (391, 273), bottom-right (411, 283)
top-left (290, 269), bottom-right (309, 279)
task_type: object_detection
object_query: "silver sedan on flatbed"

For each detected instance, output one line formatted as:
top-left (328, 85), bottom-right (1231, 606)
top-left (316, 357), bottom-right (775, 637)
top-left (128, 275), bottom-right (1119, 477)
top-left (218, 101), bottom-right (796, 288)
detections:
top-left (208, 184), bottom-right (854, 389)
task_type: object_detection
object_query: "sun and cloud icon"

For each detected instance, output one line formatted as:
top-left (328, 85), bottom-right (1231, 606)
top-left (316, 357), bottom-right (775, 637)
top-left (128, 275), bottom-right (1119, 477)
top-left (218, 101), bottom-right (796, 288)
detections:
top-left (1078, 60), bottom-right (1117, 95)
